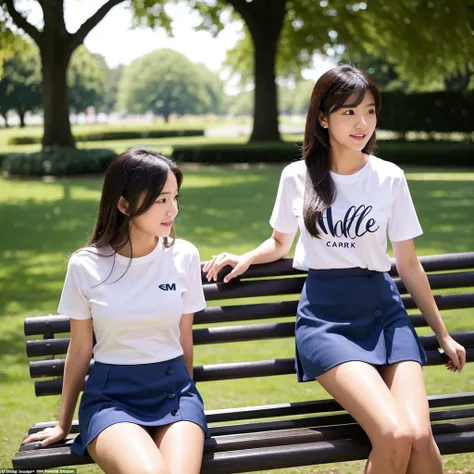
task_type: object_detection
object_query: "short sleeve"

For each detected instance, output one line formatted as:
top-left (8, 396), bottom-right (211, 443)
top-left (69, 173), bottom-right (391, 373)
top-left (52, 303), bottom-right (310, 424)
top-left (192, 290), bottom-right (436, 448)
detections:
top-left (388, 172), bottom-right (423, 242)
top-left (269, 167), bottom-right (298, 233)
top-left (57, 256), bottom-right (91, 320)
top-left (182, 247), bottom-right (206, 314)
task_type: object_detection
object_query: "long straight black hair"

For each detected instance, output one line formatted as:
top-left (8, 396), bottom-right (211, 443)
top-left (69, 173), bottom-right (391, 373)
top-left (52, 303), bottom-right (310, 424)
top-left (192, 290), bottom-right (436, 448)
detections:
top-left (303, 65), bottom-right (381, 238)
top-left (89, 146), bottom-right (183, 255)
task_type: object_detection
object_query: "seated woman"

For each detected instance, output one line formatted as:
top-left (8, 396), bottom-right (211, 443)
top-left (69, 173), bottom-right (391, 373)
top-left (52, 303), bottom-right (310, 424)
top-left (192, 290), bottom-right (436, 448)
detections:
top-left (23, 146), bottom-right (208, 474)
top-left (204, 66), bottom-right (466, 474)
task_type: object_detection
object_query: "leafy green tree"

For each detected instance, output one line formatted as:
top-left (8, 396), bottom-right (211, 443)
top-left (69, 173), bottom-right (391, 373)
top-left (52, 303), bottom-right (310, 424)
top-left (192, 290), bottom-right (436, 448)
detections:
top-left (118, 48), bottom-right (225, 121)
top-left (228, 90), bottom-right (252, 116)
top-left (68, 46), bottom-right (107, 114)
top-left (292, 79), bottom-right (315, 115)
top-left (193, 62), bottom-right (227, 115)
top-left (0, 0), bottom-right (169, 147)
top-left (0, 35), bottom-right (41, 127)
top-left (131, 0), bottom-right (473, 142)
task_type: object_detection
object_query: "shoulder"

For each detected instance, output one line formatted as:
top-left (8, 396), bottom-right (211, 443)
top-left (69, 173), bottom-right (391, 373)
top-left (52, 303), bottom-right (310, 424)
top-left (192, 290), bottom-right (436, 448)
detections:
top-left (68, 246), bottom-right (112, 270)
top-left (169, 239), bottom-right (200, 260)
top-left (279, 160), bottom-right (306, 190)
top-left (281, 159), bottom-right (306, 179)
top-left (370, 155), bottom-right (405, 180)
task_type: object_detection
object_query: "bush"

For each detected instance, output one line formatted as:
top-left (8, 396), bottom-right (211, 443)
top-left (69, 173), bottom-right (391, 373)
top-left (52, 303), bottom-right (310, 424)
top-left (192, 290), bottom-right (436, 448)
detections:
top-left (7, 129), bottom-right (205, 145)
top-left (172, 141), bottom-right (473, 167)
top-left (2, 147), bottom-right (116, 177)
top-left (375, 141), bottom-right (473, 166)
top-left (172, 142), bottom-right (303, 164)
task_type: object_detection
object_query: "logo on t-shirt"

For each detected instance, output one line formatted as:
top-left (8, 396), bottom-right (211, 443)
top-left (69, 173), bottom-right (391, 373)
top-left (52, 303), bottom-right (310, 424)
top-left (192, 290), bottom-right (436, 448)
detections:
top-left (318, 205), bottom-right (379, 248)
top-left (159, 283), bottom-right (177, 291)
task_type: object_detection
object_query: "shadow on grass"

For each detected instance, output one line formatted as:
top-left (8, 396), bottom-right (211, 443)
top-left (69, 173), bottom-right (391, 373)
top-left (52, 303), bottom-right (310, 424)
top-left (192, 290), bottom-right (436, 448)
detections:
top-left (1, 169), bottom-right (474, 319)
top-left (0, 325), bottom-right (30, 382)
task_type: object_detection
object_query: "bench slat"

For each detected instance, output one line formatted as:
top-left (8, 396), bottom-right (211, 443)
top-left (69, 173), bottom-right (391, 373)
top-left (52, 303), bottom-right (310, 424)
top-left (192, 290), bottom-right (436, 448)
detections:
top-left (27, 323), bottom-right (474, 368)
top-left (31, 347), bottom-right (474, 396)
top-left (24, 292), bottom-right (474, 337)
top-left (202, 431), bottom-right (474, 473)
top-left (21, 418), bottom-right (474, 456)
top-left (205, 252), bottom-right (474, 281)
top-left (202, 272), bottom-right (474, 301)
top-left (26, 392), bottom-right (474, 434)
top-left (13, 426), bottom-right (474, 471)
top-left (209, 407), bottom-right (474, 437)
top-left (28, 331), bottom-right (474, 379)
top-left (24, 292), bottom-right (474, 346)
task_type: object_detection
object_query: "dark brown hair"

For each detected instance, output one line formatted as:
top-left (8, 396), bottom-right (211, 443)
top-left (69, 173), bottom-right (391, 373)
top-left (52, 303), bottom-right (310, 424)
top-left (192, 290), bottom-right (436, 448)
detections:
top-left (90, 146), bottom-right (183, 255)
top-left (303, 65), bottom-right (381, 238)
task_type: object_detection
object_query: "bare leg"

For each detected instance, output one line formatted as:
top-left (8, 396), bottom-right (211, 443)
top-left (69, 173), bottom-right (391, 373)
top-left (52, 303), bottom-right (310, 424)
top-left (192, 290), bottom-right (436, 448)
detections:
top-left (379, 361), bottom-right (443, 474)
top-left (316, 361), bottom-right (412, 474)
top-left (152, 421), bottom-right (205, 474)
top-left (88, 422), bottom-right (169, 474)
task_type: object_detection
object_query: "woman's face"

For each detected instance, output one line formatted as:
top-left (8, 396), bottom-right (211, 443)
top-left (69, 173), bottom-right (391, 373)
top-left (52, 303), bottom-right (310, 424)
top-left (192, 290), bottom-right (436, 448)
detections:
top-left (129, 172), bottom-right (180, 239)
top-left (322, 90), bottom-right (377, 153)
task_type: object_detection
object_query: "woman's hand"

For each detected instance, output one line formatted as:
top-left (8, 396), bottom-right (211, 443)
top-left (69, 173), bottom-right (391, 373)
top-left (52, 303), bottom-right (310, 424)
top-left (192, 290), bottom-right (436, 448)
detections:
top-left (22, 425), bottom-right (68, 449)
top-left (203, 252), bottom-right (254, 283)
top-left (439, 335), bottom-right (466, 372)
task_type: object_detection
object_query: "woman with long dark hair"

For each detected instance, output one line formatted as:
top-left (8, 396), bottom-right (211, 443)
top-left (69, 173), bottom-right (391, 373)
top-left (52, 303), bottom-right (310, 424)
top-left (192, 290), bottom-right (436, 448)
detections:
top-left (23, 147), bottom-right (208, 473)
top-left (204, 66), bottom-right (466, 473)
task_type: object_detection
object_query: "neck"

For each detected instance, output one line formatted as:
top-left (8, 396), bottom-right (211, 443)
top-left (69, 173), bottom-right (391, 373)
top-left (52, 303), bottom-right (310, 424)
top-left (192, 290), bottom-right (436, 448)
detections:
top-left (329, 146), bottom-right (368, 175)
top-left (117, 230), bottom-right (158, 258)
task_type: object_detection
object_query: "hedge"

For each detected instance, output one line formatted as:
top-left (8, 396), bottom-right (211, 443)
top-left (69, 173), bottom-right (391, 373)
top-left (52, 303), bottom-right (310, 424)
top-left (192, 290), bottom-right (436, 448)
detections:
top-left (2, 147), bottom-right (116, 177)
top-left (172, 141), bottom-right (473, 167)
top-left (3, 140), bottom-right (472, 178)
top-left (379, 91), bottom-right (473, 134)
top-left (7, 128), bottom-right (205, 145)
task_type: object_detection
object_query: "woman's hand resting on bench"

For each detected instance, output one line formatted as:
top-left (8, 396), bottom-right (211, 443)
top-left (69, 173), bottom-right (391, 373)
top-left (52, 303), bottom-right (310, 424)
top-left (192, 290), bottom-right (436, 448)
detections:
top-left (21, 425), bottom-right (67, 449)
top-left (204, 252), bottom-right (253, 283)
top-left (204, 231), bottom-right (295, 283)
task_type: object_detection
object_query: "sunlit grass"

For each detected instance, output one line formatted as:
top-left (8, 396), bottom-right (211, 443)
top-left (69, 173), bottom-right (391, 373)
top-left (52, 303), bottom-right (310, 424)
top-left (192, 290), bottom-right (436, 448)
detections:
top-left (0, 165), bottom-right (473, 472)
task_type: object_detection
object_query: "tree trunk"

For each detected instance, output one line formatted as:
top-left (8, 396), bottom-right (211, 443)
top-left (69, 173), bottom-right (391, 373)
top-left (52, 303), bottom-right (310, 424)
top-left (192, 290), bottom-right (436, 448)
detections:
top-left (17, 108), bottom-right (26, 128)
top-left (241, 0), bottom-right (287, 143)
top-left (2, 113), bottom-right (9, 128)
top-left (4, 0), bottom-right (125, 148)
top-left (41, 50), bottom-right (75, 148)
top-left (250, 31), bottom-right (281, 142)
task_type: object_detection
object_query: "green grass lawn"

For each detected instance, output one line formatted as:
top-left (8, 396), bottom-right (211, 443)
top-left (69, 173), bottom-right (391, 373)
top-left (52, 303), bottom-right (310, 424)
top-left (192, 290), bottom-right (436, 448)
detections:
top-left (0, 166), bottom-right (473, 473)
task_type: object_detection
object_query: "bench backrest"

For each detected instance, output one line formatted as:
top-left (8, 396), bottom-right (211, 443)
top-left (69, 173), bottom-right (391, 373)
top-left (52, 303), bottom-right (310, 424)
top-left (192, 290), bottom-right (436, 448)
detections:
top-left (25, 252), bottom-right (474, 397)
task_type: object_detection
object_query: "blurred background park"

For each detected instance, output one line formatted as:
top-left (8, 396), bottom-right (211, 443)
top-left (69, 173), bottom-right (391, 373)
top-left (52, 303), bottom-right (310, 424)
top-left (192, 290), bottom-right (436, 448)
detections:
top-left (0, 0), bottom-right (473, 472)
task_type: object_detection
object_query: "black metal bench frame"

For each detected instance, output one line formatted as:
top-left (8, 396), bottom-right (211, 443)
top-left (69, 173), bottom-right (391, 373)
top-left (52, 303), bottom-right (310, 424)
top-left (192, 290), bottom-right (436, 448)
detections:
top-left (12, 252), bottom-right (474, 473)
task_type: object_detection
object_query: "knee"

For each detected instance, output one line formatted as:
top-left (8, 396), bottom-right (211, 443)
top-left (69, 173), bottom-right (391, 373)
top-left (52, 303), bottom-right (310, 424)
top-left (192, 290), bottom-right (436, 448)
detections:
top-left (136, 462), bottom-right (169, 474)
top-left (374, 424), bottom-right (412, 465)
top-left (411, 426), bottom-right (436, 455)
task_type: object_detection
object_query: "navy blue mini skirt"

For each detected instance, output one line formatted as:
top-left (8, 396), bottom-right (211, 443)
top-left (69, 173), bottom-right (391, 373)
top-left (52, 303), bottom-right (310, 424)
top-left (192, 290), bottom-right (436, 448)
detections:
top-left (295, 267), bottom-right (427, 382)
top-left (71, 356), bottom-right (209, 456)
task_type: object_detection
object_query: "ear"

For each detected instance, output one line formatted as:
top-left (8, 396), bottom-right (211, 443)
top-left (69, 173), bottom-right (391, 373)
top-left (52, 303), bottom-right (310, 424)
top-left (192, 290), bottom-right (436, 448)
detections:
top-left (117, 196), bottom-right (129, 216)
top-left (318, 112), bottom-right (328, 129)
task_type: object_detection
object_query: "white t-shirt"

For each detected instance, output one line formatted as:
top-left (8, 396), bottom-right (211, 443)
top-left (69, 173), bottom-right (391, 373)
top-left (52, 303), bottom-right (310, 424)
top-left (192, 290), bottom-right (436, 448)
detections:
top-left (57, 239), bottom-right (206, 365)
top-left (270, 156), bottom-right (422, 272)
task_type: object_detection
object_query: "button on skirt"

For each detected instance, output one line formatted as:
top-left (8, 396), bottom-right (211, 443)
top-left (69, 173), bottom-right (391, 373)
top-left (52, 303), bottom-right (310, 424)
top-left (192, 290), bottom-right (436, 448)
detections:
top-left (295, 267), bottom-right (427, 382)
top-left (71, 356), bottom-right (208, 456)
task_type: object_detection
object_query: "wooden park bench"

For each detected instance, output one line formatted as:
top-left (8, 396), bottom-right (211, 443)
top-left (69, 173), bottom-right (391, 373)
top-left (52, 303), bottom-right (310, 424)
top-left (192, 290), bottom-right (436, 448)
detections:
top-left (12, 251), bottom-right (474, 473)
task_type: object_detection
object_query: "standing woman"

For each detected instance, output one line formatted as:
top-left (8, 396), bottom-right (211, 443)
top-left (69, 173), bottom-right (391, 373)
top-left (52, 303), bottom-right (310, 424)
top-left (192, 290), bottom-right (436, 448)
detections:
top-left (204, 66), bottom-right (466, 474)
top-left (23, 147), bottom-right (208, 474)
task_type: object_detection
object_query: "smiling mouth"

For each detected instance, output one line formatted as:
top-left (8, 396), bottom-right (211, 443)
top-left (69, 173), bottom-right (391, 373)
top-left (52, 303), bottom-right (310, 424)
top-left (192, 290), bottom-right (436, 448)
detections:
top-left (350, 134), bottom-right (366, 139)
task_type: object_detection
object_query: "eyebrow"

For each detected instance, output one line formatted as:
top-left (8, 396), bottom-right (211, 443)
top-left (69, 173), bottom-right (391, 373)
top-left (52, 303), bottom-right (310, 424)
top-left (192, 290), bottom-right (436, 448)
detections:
top-left (158, 189), bottom-right (180, 195)
top-left (341, 102), bottom-right (376, 108)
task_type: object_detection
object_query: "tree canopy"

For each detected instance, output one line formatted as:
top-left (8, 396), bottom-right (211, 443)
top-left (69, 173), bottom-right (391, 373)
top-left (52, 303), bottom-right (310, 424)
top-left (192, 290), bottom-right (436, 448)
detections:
top-left (117, 48), bottom-right (225, 121)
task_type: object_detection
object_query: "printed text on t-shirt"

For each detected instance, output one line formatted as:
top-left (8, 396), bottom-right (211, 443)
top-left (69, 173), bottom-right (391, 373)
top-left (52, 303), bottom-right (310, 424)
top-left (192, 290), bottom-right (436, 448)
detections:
top-left (318, 205), bottom-right (379, 248)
